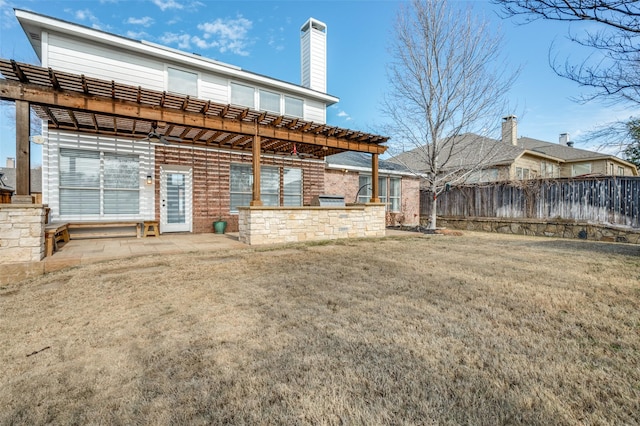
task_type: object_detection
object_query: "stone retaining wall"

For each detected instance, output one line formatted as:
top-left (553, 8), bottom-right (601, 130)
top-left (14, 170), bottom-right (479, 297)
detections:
top-left (0, 204), bottom-right (46, 264)
top-left (238, 204), bottom-right (386, 245)
top-left (430, 216), bottom-right (640, 244)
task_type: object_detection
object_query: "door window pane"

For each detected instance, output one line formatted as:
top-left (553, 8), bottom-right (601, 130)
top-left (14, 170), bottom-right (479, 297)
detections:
top-left (167, 173), bottom-right (186, 223)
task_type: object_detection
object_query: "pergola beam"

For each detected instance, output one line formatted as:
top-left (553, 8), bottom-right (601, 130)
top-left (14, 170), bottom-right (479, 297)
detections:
top-left (0, 80), bottom-right (387, 155)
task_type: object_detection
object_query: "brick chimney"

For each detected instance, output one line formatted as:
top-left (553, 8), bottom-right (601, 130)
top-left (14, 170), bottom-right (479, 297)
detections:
top-left (502, 115), bottom-right (517, 146)
top-left (300, 18), bottom-right (327, 93)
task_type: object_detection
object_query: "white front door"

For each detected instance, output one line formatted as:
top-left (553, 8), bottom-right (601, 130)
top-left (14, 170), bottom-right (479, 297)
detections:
top-left (160, 166), bottom-right (192, 233)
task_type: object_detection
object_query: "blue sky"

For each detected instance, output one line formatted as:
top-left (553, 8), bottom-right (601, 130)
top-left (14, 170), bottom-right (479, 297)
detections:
top-left (0, 0), bottom-right (637, 166)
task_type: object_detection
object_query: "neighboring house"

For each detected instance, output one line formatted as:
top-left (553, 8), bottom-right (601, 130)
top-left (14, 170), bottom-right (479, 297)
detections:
top-left (8, 10), bottom-right (387, 233)
top-left (390, 116), bottom-right (638, 184)
top-left (0, 167), bottom-right (43, 203)
top-left (325, 151), bottom-right (420, 226)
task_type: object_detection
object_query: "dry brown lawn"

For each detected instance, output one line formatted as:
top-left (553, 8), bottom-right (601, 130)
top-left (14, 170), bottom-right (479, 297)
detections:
top-left (1, 231), bottom-right (639, 425)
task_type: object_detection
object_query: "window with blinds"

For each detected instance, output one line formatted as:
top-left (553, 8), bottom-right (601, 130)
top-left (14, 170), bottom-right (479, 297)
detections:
top-left (284, 96), bottom-right (303, 118)
top-left (389, 177), bottom-right (401, 212)
top-left (230, 82), bottom-right (255, 108)
top-left (283, 168), bottom-right (302, 206)
top-left (230, 164), bottom-right (302, 212)
top-left (259, 89), bottom-right (281, 114)
top-left (168, 67), bottom-right (198, 96)
top-left (59, 148), bottom-right (139, 216)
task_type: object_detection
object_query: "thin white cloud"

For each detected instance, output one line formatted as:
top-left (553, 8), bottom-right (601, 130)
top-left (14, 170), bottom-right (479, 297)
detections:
top-left (267, 27), bottom-right (285, 52)
top-left (1, 0), bottom-right (16, 29)
top-left (159, 32), bottom-right (191, 50)
top-left (338, 111), bottom-right (352, 121)
top-left (197, 16), bottom-right (252, 55)
top-left (152, 0), bottom-right (184, 12)
top-left (126, 30), bottom-right (150, 40)
top-left (126, 16), bottom-right (154, 27)
top-left (160, 16), bottom-right (253, 56)
top-left (68, 8), bottom-right (103, 30)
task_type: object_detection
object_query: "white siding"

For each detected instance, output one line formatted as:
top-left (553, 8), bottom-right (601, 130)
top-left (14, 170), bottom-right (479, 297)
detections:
top-left (300, 19), bottom-right (326, 93)
top-left (44, 31), bottom-right (329, 122)
top-left (46, 33), bottom-right (165, 90)
top-left (305, 99), bottom-right (326, 123)
top-left (200, 74), bottom-right (228, 103)
top-left (44, 129), bottom-right (155, 222)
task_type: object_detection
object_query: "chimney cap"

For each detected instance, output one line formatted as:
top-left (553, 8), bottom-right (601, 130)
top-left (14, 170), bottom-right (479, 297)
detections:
top-left (301, 18), bottom-right (327, 33)
top-left (502, 115), bottom-right (517, 121)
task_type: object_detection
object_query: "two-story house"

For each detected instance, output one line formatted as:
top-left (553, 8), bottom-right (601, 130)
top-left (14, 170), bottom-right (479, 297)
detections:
top-left (6, 10), bottom-right (388, 235)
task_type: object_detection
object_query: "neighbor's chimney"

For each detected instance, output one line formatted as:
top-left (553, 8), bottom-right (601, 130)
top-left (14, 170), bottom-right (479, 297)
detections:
top-left (502, 115), bottom-right (518, 146)
top-left (6, 157), bottom-right (15, 168)
top-left (559, 133), bottom-right (573, 147)
top-left (300, 18), bottom-right (327, 93)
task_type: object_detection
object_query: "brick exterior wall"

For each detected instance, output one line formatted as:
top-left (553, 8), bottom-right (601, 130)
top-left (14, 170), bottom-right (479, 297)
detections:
top-left (154, 146), bottom-right (325, 233)
top-left (324, 169), bottom-right (420, 226)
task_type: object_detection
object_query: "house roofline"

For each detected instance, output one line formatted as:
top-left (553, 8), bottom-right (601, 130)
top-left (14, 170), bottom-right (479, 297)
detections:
top-left (325, 163), bottom-right (418, 178)
top-left (14, 8), bottom-right (339, 106)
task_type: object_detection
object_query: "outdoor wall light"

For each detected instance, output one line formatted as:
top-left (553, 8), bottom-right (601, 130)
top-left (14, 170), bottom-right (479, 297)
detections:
top-left (146, 175), bottom-right (153, 185)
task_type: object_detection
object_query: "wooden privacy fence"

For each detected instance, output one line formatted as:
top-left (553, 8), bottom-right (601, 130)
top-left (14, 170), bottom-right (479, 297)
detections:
top-left (422, 177), bottom-right (640, 228)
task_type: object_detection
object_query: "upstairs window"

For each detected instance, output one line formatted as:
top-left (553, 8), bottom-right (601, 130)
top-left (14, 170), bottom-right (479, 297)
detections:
top-left (259, 89), bottom-right (281, 114)
top-left (230, 82), bottom-right (255, 108)
top-left (284, 96), bottom-right (303, 118)
top-left (168, 67), bottom-right (197, 96)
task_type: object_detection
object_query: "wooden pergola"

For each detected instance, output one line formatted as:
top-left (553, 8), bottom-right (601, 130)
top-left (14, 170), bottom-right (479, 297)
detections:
top-left (0, 59), bottom-right (388, 205)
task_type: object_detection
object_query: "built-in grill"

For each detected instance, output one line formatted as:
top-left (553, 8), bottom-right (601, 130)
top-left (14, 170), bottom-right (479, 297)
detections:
top-left (311, 194), bottom-right (346, 207)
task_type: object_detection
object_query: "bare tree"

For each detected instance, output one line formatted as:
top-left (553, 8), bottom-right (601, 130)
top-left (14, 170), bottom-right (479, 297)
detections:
top-left (494, 0), bottom-right (640, 105)
top-left (583, 117), bottom-right (640, 168)
top-left (383, 0), bottom-right (518, 229)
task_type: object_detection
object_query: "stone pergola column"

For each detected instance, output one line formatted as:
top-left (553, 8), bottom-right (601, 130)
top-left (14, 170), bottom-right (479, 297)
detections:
top-left (12, 100), bottom-right (33, 204)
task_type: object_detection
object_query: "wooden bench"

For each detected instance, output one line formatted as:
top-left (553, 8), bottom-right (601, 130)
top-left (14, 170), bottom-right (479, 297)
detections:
top-left (67, 221), bottom-right (142, 240)
top-left (45, 223), bottom-right (70, 257)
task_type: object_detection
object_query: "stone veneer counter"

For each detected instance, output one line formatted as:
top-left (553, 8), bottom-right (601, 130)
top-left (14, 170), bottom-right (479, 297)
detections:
top-left (238, 204), bottom-right (386, 245)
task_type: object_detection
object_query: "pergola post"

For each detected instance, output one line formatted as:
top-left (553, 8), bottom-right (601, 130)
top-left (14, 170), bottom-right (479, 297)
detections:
top-left (12, 100), bottom-right (33, 204)
top-left (250, 132), bottom-right (263, 206)
top-left (370, 153), bottom-right (380, 203)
